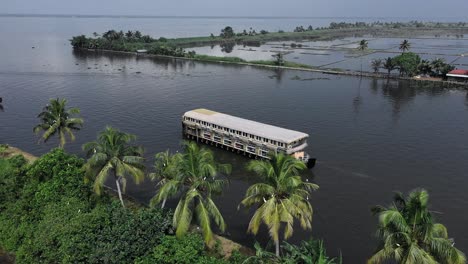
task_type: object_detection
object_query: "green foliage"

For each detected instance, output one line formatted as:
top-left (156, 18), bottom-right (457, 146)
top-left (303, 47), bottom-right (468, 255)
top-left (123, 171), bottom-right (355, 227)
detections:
top-left (0, 149), bottom-right (174, 264)
top-left (392, 52), bottom-right (421, 76)
top-left (369, 189), bottom-right (466, 264)
top-left (399, 39), bottom-right (411, 52)
top-left (370, 59), bottom-right (382, 73)
top-left (33, 98), bottom-right (83, 148)
top-left (136, 234), bottom-right (226, 264)
top-left (429, 58), bottom-right (455, 77)
top-left (82, 126), bottom-right (145, 207)
top-left (357, 39), bottom-right (368, 51)
top-left (0, 156), bottom-right (27, 210)
top-left (194, 54), bottom-right (246, 63)
top-left (70, 35), bottom-right (90, 48)
top-left (282, 239), bottom-right (341, 264)
top-left (273, 53), bottom-right (285, 66)
top-left (153, 142), bottom-right (231, 244)
top-left (382, 57), bottom-right (396, 75)
top-left (0, 144), bottom-right (8, 154)
top-left (240, 153), bottom-right (319, 256)
top-left (221, 26), bottom-right (235, 38)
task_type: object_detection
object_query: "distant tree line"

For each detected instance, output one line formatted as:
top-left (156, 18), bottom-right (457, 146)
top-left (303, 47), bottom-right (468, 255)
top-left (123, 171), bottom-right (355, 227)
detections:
top-left (71, 30), bottom-right (196, 58)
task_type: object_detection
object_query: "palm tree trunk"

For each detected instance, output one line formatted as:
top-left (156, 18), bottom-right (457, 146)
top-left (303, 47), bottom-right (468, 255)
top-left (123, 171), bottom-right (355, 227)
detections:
top-left (275, 239), bottom-right (280, 257)
top-left (115, 176), bottom-right (125, 207)
top-left (161, 198), bottom-right (167, 209)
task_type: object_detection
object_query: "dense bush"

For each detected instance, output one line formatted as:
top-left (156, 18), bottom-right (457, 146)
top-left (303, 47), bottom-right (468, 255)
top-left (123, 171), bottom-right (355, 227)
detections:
top-left (136, 234), bottom-right (227, 264)
top-left (0, 149), bottom-right (178, 263)
top-left (392, 52), bottom-right (421, 77)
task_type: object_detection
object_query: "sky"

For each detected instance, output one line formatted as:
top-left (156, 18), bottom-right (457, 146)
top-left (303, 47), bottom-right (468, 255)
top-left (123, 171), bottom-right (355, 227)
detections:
top-left (2, 0), bottom-right (468, 18)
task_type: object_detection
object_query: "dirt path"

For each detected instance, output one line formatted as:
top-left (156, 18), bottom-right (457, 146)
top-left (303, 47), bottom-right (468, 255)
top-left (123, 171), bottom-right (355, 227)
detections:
top-left (1, 145), bottom-right (37, 163)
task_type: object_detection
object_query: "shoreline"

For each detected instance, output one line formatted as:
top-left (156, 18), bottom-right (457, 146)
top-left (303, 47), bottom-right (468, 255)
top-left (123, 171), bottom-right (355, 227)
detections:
top-left (78, 48), bottom-right (468, 88)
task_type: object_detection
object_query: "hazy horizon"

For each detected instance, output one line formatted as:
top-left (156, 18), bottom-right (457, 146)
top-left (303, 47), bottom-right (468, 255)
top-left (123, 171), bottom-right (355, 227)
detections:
top-left (3, 0), bottom-right (468, 19)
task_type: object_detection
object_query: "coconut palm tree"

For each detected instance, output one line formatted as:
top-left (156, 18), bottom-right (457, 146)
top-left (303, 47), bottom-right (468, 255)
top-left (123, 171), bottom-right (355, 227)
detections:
top-left (358, 39), bottom-right (368, 52)
top-left (157, 141), bottom-right (231, 244)
top-left (383, 57), bottom-right (396, 76)
top-left (33, 98), bottom-right (83, 148)
top-left (368, 189), bottom-right (466, 264)
top-left (240, 153), bottom-right (319, 257)
top-left (357, 40), bottom-right (369, 75)
top-left (399, 39), bottom-right (411, 53)
top-left (149, 150), bottom-right (183, 209)
top-left (82, 126), bottom-right (145, 207)
top-left (371, 59), bottom-right (382, 73)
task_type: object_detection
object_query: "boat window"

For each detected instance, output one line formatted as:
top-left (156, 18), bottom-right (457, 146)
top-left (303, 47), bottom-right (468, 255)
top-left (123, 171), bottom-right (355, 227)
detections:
top-left (235, 142), bottom-right (244, 149)
top-left (247, 145), bottom-right (256, 153)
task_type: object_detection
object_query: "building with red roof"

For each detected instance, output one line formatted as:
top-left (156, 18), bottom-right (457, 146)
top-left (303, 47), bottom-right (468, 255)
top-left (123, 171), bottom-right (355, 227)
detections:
top-left (447, 69), bottom-right (468, 82)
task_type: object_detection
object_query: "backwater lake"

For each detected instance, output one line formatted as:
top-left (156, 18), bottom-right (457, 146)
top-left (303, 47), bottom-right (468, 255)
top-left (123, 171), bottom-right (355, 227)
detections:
top-left (1, 16), bottom-right (468, 263)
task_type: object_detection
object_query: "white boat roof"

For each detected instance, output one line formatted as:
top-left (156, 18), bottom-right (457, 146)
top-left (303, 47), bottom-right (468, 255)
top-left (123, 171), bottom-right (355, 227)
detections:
top-left (183, 109), bottom-right (308, 143)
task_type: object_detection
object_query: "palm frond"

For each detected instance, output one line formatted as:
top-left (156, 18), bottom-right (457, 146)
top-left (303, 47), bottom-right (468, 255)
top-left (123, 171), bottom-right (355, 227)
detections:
top-left (196, 199), bottom-right (213, 243)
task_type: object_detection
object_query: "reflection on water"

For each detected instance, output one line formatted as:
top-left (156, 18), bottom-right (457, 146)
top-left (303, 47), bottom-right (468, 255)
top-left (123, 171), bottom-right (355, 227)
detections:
top-left (353, 77), bottom-right (363, 114)
top-left (466, 91), bottom-right (468, 109)
top-left (220, 42), bottom-right (235, 53)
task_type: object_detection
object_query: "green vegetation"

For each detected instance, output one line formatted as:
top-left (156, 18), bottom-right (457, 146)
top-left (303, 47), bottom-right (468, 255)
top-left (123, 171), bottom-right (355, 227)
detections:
top-left (369, 189), bottom-right (466, 263)
top-left (373, 48), bottom-right (455, 78)
top-left (83, 126), bottom-right (145, 207)
top-left (240, 154), bottom-right (319, 257)
top-left (149, 150), bottom-right (183, 209)
top-left (357, 39), bottom-right (368, 52)
top-left (151, 142), bottom-right (231, 244)
top-left (33, 98), bottom-right (83, 148)
top-left (0, 149), bottom-right (172, 263)
top-left (136, 233), bottom-right (228, 264)
top-left (371, 59), bottom-right (382, 73)
top-left (194, 54), bottom-right (247, 63)
top-left (382, 57), bottom-right (397, 75)
top-left (242, 239), bottom-right (340, 264)
top-left (392, 52), bottom-right (421, 77)
top-left (399, 39), bottom-right (411, 52)
top-left (0, 149), bottom-right (236, 263)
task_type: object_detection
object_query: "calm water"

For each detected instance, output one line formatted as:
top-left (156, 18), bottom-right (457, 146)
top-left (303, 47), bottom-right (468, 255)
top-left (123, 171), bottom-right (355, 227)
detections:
top-left (1, 16), bottom-right (468, 263)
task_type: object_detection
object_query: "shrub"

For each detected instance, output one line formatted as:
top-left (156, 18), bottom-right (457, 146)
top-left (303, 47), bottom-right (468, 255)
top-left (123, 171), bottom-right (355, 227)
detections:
top-left (136, 234), bottom-right (226, 264)
top-left (392, 52), bottom-right (421, 77)
top-left (0, 149), bottom-right (174, 263)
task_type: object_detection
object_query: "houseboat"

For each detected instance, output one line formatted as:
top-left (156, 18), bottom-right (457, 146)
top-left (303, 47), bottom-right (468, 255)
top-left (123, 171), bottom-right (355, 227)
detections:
top-left (182, 109), bottom-right (316, 168)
